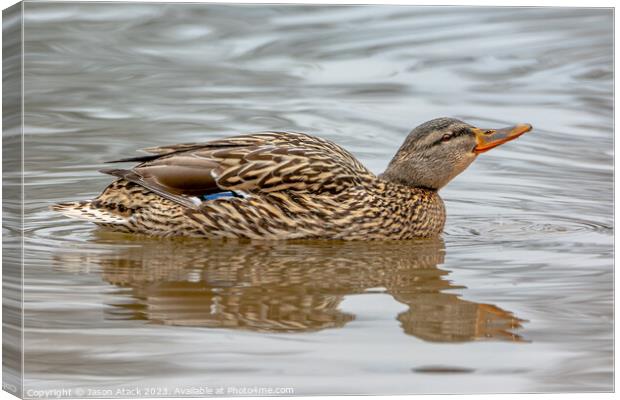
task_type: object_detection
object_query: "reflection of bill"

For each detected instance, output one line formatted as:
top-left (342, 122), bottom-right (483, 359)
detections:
top-left (55, 235), bottom-right (524, 342)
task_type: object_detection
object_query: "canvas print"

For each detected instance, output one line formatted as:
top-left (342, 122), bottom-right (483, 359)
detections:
top-left (2, 1), bottom-right (613, 397)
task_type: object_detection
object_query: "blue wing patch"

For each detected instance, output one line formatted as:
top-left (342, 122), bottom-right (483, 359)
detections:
top-left (202, 191), bottom-right (238, 201)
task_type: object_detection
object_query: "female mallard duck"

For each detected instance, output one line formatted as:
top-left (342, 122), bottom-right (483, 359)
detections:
top-left (53, 118), bottom-right (532, 240)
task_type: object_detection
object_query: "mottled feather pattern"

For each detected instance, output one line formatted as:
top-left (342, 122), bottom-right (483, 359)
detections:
top-left (54, 131), bottom-right (446, 240)
top-left (211, 145), bottom-right (365, 194)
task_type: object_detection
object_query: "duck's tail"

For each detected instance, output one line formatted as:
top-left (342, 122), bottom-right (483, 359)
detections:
top-left (51, 201), bottom-right (129, 225)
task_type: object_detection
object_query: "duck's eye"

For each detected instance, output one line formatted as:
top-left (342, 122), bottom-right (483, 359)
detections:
top-left (441, 134), bottom-right (452, 142)
top-left (485, 130), bottom-right (495, 135)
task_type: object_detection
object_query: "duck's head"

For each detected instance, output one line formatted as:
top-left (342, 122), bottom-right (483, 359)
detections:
top-left (381, 117), bottom-right (532, 190)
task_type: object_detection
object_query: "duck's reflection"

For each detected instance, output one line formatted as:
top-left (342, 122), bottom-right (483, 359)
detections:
top-left (59, 235), bottom-right (524, 342)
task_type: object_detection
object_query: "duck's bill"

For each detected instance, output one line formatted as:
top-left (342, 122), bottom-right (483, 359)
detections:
top-left (473, 123), bottom-right (533, 154)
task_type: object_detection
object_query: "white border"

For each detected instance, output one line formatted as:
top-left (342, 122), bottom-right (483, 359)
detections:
top-left (0, 1), bottom-right (615, 400)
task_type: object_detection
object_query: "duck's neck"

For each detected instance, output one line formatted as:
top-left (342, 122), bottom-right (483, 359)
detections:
top-left (379, 158), bottom-right (445, 191)
top-left (377, 171), bottom-right (437, 192)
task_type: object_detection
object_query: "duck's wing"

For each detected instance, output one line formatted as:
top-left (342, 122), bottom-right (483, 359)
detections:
top-left (101, 132), bottom-right (373, 210)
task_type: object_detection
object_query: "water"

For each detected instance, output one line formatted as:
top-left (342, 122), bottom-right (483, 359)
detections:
top-left (15, 3), bottom-right (613, 395)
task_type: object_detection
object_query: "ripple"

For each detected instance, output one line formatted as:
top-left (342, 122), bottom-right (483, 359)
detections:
top-left (445, 214), bottom-right (612, 240)
top-left (412, 366), bottom-right (475, 374)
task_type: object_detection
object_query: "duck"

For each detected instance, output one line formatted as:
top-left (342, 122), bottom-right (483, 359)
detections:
top-left (53, 117), bottom-right (532, 240)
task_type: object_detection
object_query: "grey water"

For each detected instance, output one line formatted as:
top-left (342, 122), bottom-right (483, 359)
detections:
top-left (16, 3), bottom-right (613, 395)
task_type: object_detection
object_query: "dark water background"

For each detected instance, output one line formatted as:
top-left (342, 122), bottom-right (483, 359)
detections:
top-left (20, 3), bottom-right (612, 394)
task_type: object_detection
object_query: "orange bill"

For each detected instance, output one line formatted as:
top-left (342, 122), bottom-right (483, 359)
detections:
top-left (473, 123), bottom-right (533, 154)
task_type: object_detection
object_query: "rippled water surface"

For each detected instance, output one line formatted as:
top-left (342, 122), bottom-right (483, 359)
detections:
top-left (19, 3), bottom-right (612, 394)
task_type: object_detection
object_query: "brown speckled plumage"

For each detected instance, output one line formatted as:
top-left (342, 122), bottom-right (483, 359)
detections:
top-left (53, 118), bottom-right (532, 240)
